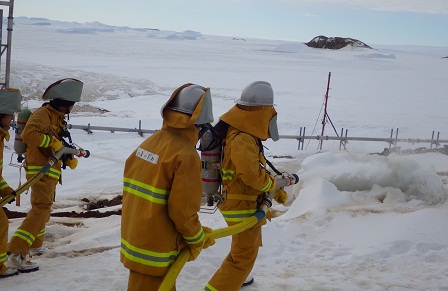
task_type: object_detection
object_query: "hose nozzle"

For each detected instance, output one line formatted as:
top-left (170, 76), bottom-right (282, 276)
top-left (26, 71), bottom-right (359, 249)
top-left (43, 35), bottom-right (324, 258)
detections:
top-left (287, 174), bottom-right (299, 186)
top-left (76, 149), bottom-right (90, 158)
top-left (276, 173), bottom-right (299, 189)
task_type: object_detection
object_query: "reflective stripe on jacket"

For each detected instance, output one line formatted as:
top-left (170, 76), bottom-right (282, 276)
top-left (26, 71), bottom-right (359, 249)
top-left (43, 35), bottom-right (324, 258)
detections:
top-left (219, 128), bottom-right (275, 224)
top-left (121, 111), bottom-right (205, 276)
top-left (218, 104), bottom-right (277, 225)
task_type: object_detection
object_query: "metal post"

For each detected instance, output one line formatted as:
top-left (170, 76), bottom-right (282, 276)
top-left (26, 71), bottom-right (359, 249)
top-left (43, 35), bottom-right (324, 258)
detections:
top-left (431, 131), bottom-right (435, 149)
top-left (5, 0), bottom-right (14, 88)
top-left (394, 128), bottom-right (399, 150)
top-left (0, 0), bottom-right (13, 88)
top-left (339, 128), bottom-right (348, 151)
top-left (85, 123), bottom-right (92, 134)
top-left (436, 132), bottom-right (440, 149)
top-left (345, 129), bottom-right (348, 151)
top-left (339, 128), bottom-right (344, 150)
top-left (301, 127), bottom-right (305, 150)
top-left (389, 129), bottom-right (393, 149)
top-left (138, 120), bottom-right (143, 137)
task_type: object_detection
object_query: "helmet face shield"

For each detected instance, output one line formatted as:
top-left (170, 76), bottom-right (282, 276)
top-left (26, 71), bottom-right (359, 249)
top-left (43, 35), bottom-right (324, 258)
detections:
top-left (194, 89), bottom-right (214, 125)
top-left (269, 113), bottom-right (279, 141)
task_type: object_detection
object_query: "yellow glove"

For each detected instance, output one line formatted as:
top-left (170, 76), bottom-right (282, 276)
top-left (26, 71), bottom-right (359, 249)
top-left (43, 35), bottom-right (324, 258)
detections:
top-left (49, 137), bottom-right (63, 152)
top-left (187, 227), bottom-right (215, 261)
top-left (202, 226), bottom-right (215, 249)
top-left (66, 157), bottom-right (78, 170)
top-left (273, 187), bottom-right (288, 205)
top-left (187, 243), bottom-right (203, 262)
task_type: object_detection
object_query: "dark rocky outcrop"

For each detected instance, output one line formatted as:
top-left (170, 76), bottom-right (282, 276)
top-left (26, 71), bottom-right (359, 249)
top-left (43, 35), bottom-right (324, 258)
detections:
top-left (306, 35), bottom-right (372, 50)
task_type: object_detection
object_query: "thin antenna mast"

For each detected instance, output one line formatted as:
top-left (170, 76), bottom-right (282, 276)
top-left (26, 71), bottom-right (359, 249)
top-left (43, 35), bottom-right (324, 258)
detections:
top-left (319, 72), bottom-right (331, 150)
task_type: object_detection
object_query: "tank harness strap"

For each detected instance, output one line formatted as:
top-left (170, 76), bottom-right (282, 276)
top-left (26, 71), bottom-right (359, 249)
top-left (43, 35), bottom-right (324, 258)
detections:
top-left (222, 132), bottom-right (268, 203)
top-left (225, 194), bottom-right (259, 201)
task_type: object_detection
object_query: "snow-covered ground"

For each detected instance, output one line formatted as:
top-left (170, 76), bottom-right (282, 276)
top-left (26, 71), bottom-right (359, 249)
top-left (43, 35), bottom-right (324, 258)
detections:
top-left (1, 17), bottom-right (448, 290)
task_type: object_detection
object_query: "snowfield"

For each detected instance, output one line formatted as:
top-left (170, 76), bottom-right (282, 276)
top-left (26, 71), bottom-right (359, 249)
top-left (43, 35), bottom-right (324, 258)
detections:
top-left (1, 17), bottom-right (448, 290)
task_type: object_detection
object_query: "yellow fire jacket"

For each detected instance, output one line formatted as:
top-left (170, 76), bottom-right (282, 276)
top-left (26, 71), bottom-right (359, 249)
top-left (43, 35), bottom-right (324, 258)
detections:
top-left (0, 128), bottom-right (13, 197)
top-left (121, 106), bottom-right (206, 276)
top-left (218, 105), bottom-right (278, 225)
top-left (21, 104), bottom-right (66, 180)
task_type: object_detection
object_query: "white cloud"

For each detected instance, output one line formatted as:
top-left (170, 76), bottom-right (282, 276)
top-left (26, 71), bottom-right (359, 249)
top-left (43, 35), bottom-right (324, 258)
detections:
top-left (285, 0), bottom-right (448, 14)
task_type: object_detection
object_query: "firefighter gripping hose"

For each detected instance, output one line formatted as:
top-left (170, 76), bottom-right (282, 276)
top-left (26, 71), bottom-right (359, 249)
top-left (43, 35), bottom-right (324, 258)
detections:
top-left (158, 174), bottom-right (299, 291)
top-left (0, 146), bottom-right (90, 207)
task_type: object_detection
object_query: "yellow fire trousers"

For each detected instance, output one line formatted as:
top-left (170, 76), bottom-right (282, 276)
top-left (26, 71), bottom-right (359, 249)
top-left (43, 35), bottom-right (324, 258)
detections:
top-left (0, 208), bottom-right (9, 275)
top-left (7, 175), bottom-right (57, 257)
top-left (127, 270), bottom-right (176, 291)
top-left (205, 223), bottom-right (262, 291)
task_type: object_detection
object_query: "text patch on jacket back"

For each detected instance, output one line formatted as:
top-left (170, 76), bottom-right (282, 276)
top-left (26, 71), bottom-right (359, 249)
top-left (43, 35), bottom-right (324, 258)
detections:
top-left (136, 148), bottom-right (159, 164)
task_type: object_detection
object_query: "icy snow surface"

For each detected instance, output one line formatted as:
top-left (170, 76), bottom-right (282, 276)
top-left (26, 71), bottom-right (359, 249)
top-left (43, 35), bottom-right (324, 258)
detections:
top-left (2, 18), bottom-right (448, 290)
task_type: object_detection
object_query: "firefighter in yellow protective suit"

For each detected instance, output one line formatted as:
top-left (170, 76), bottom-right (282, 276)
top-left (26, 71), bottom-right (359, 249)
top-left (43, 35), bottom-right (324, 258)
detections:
top-left (121, 83), bottom-right (216, 291)
top-left (0, 89), bottom-right (22, 278)
top-left (204, 81), bottom-right (287, 291)
top-left (7, 79), bottom-right (83, 272)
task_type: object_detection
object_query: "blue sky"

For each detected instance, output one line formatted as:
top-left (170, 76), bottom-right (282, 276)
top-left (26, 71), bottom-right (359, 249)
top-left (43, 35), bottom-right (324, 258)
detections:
top-left (11, 0), bottom-right (448, 46)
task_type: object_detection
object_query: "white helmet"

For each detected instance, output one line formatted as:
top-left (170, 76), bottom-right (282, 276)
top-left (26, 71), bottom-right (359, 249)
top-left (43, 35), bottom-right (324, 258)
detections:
top-left (0, 88), bottom-right (22, 114)
top-left (164, 84), bottom-right (214, 125)
top-left (42, 78), bottom-right (83, 102)
top-left (236, 81), bottom-right (275, 106)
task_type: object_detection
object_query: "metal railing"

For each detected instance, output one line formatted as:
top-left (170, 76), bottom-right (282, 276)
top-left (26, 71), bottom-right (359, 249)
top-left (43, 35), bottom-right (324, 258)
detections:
top-left (67, 121), bottom-right (156, 137)
top-left (65, 122), bottom-right (448, 151)
top-left (290, 127), bottom-right (448, 150)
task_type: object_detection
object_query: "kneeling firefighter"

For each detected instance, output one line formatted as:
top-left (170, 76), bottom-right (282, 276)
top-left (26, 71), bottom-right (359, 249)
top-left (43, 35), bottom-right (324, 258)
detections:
top-left (121, 84), bottom-right (216, 291)
top-left (7, 78), bottom-right (83, 272)
top-left (204, 81), bottom-right (288, 291)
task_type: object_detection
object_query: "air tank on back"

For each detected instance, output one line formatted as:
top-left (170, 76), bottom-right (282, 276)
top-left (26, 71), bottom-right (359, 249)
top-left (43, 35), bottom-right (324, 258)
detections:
top-left (14, 108), bottom-right (32, 163)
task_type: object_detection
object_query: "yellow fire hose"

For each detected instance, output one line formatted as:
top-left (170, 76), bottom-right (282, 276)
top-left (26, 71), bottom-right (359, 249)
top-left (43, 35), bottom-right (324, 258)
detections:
top-left (0, 146), bottom-right (90, 207)
top-left (159, 216), bottom-right (260, 290)
top-left (159, 174), bottom-right (299, 291)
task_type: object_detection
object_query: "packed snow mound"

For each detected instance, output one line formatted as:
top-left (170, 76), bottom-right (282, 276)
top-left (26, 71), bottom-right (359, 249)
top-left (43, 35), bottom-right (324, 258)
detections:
top-left (306, 35), bottom-right (372, 49)
top-left (286, 152), bottom-right (448, 219)
top-left (10, 62), bottom-right (162, 104)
